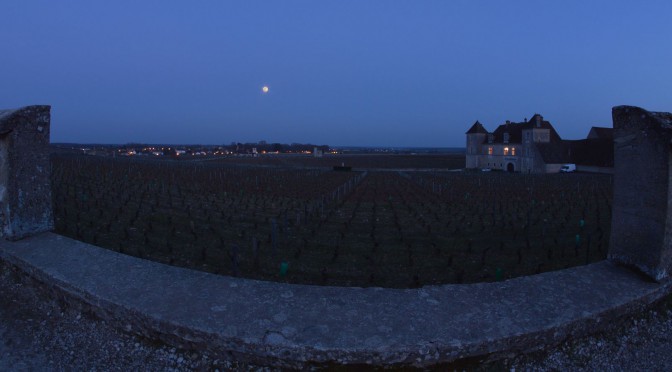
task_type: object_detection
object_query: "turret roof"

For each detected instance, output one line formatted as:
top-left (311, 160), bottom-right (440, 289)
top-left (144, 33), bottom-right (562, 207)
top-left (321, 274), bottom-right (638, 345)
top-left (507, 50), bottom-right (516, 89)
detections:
top-left (466, 120), bottom-right (488, 134)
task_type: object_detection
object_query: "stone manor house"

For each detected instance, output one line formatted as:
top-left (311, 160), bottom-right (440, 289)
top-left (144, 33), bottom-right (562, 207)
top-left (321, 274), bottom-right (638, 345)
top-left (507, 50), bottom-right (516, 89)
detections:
top-left (465, 114), bottom-right (613, 173)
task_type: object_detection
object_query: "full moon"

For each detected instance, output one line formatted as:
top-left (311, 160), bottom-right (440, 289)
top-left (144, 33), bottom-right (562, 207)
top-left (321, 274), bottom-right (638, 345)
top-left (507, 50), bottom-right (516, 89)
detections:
top-left (262, 86), bottom-right (269, 93)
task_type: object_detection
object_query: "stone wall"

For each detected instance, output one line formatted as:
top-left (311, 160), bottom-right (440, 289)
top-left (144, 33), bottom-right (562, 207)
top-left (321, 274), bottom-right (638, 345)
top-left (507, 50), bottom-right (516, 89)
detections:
top-left (609, 105), bottom-right (672, 281)
top-left (576, 165), bottom-right (614, 174)
top-left (0, 106), bottom-right (53, 240)
top-left (465, 133), bottom-right (486, 168)
top-left (544, 164), bottom-right (563, 173)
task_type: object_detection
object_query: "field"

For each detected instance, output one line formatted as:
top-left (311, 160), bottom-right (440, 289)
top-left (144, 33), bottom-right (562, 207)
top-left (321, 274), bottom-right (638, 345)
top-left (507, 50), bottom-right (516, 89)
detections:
top-left (51, 154), bottom-right (612, 288)
top-left (204, 153), bottom-right (466, 170)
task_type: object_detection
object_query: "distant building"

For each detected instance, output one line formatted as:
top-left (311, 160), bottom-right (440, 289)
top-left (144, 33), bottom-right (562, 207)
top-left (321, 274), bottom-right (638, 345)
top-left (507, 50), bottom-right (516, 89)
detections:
top-left (587, 126), bottom-right (613, 141)
top-left (313, 147), bottom-right (323, 157)
top-left (466, 114), bottom-right (613, 173)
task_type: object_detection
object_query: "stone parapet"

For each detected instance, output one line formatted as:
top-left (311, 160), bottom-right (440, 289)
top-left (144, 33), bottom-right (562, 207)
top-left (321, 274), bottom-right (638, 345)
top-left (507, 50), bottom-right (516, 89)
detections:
top-left (0, 106), bottom-right (53, 240)
top-left (1, 233), bottom-right (670, 368)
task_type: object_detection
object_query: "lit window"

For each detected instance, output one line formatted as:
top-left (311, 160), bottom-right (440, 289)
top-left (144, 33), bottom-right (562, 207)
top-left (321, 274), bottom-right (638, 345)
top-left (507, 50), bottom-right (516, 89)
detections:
top-left (488, 147), bottom-right (493, 155)
top-left (504, 147), bottom-right (509, 156)
top-left (511, 147), bottom-right (516, 156)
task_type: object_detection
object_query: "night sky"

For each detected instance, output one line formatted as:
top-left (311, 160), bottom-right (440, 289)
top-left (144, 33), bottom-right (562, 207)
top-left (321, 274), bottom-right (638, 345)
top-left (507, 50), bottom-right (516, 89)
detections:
top-left (2, 1), bottom-right (670, 147)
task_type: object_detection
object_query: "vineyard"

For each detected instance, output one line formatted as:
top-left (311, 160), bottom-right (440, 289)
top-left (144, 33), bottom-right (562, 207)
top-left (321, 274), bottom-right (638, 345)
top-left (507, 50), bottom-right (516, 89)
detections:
top-left (207, 153), bottom-right (466, 170)
top-left (51, 154), bottom-right (612, 288)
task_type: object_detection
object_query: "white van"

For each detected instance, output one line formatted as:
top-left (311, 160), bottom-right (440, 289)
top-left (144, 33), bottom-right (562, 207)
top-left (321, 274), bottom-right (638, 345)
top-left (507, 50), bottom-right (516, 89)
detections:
top-left (560, 164), bottom-right (576, 173)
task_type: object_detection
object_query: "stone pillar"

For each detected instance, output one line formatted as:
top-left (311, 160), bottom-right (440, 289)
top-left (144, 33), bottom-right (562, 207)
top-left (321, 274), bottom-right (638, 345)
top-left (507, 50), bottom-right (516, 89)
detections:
top-left (609, 105), bottom-right (672, 281)
top-left (0, 105), bottom-right (53, 241)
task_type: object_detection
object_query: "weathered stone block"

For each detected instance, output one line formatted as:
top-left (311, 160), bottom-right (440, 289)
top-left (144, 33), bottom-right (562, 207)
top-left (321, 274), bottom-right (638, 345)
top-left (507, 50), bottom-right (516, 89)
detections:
top-left (609, 105), bottom-right (672, 281)
top-left (0, 105), bottom-right (53, 240)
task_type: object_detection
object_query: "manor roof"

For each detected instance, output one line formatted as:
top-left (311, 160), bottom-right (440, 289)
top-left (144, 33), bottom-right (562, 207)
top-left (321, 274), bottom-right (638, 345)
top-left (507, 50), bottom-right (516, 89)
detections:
top-left (489, 114), bottom-right (562, 144)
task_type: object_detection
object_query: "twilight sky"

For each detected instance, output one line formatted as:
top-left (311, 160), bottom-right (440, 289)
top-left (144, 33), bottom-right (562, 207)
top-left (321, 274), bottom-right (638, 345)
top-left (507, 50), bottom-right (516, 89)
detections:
top-left (2, 1), bottom-right (671, 147)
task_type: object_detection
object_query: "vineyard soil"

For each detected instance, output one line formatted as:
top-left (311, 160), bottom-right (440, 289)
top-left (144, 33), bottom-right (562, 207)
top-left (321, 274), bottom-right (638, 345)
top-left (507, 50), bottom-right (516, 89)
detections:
top-left (51, 154), bottom-right (612, 288)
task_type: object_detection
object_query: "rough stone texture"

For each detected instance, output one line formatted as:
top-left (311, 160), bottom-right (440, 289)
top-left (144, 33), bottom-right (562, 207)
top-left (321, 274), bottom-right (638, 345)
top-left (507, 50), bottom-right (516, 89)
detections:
top-left (610, 105), bottom-right (672, 281)
top-left (1, 233), bottom-right (671, 368)
top-left (0, 106), bottom-right (53, 241)
top-left (3, 258), bottom-right (672, 371)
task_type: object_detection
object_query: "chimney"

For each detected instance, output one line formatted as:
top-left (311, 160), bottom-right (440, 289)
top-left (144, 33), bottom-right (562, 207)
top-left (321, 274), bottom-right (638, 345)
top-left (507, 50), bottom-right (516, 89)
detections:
top-left (535, 115), bottom-right (542, 128)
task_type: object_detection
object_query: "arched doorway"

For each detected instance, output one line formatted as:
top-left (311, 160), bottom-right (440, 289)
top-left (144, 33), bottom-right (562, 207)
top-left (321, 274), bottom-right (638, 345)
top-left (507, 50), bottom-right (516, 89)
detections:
top-left (507, 163), bottom-right (515, 172)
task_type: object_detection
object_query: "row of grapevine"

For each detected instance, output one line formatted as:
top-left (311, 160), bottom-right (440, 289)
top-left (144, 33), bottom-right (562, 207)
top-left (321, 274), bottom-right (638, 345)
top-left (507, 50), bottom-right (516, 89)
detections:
top-left (51, 154), bottom-right (612, 288)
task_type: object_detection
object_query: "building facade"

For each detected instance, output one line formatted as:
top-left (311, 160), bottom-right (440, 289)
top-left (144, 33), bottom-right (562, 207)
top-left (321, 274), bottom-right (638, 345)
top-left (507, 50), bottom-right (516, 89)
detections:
top-left (466, 114), bottom-right (613, 173)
